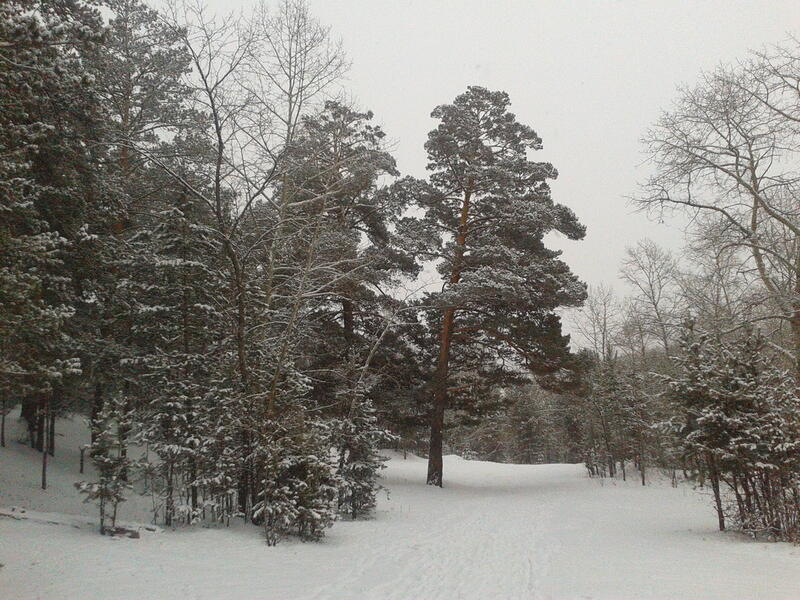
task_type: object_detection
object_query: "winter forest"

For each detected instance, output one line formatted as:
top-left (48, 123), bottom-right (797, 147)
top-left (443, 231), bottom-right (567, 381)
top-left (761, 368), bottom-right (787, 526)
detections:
top-left (3, 1), bottom-right (800, 599)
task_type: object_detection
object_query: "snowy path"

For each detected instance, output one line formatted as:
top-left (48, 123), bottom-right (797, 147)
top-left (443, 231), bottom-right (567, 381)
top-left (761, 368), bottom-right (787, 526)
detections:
top-left (3, 450), bottom-right (800, 599)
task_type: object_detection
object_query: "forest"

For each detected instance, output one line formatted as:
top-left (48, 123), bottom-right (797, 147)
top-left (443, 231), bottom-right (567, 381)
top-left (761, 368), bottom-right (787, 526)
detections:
top-left (2, 0), bottom-right (800, 557)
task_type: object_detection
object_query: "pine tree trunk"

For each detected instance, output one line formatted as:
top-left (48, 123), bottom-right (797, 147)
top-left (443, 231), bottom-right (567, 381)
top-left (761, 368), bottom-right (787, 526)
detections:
top-left (343, 298), bottom-right (355, 342)
top-left (427, 183), bottom-right (472, 487)
top-left (1, 397), bottom-right (6, 448)
top-left (179, 231), bottom-right (199, 516)
top-left (639, 439), bottom-right (646, 486)
top-left (99, 496), bottom-right (106, 535)
top-left (707, 453), bottom-right (725, 531)
top-left (41, 405), bottom-right (49, 490)
top-left (427, 307), bottom-right (455, 487)
top-left (225, 247), bottom-right (253, 520)
top-left (165, 461), bottom-right (174, 527)
top-left (21, 401), bottom-right (36, 448)
top-left (35, 401), bottom-right (44, 452)
top-left (190, 458), bottom-right (198, 513)
top-left (91, 382), bottom-right (103, 445)
top-left (118, 389), bottom-right (130, 481)
top-left (48, 409), bottom-right (55, 457)
top-left (237, 436), bottom-right (249, 517)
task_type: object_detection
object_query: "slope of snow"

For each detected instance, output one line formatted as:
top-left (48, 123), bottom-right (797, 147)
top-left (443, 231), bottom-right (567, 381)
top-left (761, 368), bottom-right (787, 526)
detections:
top-left (2, 413), bottom-right (800, 599)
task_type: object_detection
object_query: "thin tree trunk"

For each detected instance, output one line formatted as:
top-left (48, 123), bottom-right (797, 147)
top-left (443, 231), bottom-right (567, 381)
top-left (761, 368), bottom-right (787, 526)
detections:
top-left (118, 388), bottom-right (130, 482)
top-left (48, 408), bottom-right (55, 457)
top-left (190, 459), bottom-right (198, 513)
top-left (21, 401), bottom-right (36, 448)
top-left (707, 454), bottom-right (725, 531)
top-left (224, 245), bottom-right (253, 519)
top-left (99, 496), bottom-right (106, 535)
top-left (41, 404), bottom-right (49, 490)
top-left (639, 440), bottom-right (646, 486)
top-left (237, 437), bottom-right (250, 518)
top-left (342, 298), bottom-right (355, 343)
top-left (91, 382), bottom-right (103, 445)
top-left (1, 396), bottom-right (6, 448)
top-left (165, 461), bottom-right (174, 527)
top-left (35, 401), bottom-right (44, 452)
top-left (179, 217), bottom-right (199, 515)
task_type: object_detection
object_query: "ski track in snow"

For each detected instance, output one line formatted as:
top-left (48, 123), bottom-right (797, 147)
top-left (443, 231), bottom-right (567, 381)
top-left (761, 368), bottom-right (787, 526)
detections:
top-left (2, 419), bottom-right (800, 600)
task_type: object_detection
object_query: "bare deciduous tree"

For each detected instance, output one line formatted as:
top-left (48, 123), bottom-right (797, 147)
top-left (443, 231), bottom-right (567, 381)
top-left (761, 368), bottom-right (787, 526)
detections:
top-left (572, 283), bottom-right (620, 361)
top-left (637, 39), bottom-right (800, 369)
top-left (619, 239), bottom-right (680, 355)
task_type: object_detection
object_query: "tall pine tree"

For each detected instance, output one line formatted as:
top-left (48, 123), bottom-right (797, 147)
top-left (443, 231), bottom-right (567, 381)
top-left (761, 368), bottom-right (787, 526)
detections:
top-left (420, 87), bottom-right (586, 486)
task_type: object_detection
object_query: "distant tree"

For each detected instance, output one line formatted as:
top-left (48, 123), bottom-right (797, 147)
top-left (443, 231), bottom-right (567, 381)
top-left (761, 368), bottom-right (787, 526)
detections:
top-left (620, 240), bottom-right (681, 355)
top-left (572, 283), bottom-right (620, 361)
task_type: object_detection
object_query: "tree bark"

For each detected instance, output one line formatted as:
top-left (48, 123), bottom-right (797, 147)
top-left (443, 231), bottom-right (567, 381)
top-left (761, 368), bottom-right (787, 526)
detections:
top-left (41, 403), bottom-right (49, 490)
top-left (707, 453), bottom-right (726, 531)
top-left (118, 389), bottom-right (130, 481)
top-left (343, 298), bottom-right (355, 341)
top-left (21, 401), bottom-right (36, 448)
top-left (427, 306), bottom-right (455, 486)
top-left (427, 184), bottom-right (472, 487)
top-left (1, 397), bottom-right (6, 448)
top-left (35, 400), bottom-right (44, 453)
top-left (48, 407), bottom-right (55, 457)
top-left (91, 382), bottom-right (103, 445)
top-left (190, 459), bottom-right (198, 512)
top-left (639, 440), bottom-right (646, 486)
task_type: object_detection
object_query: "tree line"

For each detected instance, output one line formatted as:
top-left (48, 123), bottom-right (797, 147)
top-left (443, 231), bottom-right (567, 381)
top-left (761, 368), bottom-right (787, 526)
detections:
top-left (0, 0), bottom-right (585, 540)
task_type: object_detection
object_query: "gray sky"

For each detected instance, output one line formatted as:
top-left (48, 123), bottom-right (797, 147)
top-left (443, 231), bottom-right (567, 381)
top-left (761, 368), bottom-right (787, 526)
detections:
top-left (209, 0), bottom-right (799, 292)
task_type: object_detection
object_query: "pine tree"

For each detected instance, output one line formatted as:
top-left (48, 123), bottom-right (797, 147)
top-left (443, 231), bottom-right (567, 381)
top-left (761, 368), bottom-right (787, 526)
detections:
top-left (76, 394), bottom-right (136, 535)
top-left (254, 398), bottom-right (341, 545)
top-left (420, 87), bottom-right (586, 486)
top-left (281, 102), bottom-right (418, 516)
top-left (668, 325), bottom-right (800, 538)
top-left (84, 0), bottom-right (194, 441)
top-left (0, 0), bottom-right (106, 450)
top-left (126, 191), bottom-right (228, 526)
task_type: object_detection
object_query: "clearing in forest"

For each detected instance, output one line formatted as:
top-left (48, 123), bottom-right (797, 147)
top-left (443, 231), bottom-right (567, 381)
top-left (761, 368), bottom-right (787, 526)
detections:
top-left (1, 433), bottom-right (799, 600)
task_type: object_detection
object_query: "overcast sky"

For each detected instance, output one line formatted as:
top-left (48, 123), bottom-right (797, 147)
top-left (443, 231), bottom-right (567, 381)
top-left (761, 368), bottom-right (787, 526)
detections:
top-left (207, 0), bottom-right (799, 294)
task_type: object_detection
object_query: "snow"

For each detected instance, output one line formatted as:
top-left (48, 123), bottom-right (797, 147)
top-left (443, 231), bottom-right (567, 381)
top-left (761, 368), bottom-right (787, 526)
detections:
top-left (2, 414), bottom-right (800, 599)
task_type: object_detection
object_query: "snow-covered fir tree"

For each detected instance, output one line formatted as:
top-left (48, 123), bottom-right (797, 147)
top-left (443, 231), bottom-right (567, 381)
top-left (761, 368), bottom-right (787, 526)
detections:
top-left (668, 325), bottom-right (800, 540)
top-left (0, 0), bottom-right (105, 453)
top-left (126, 191), bottom-right (229, 526)
top-left (76, 393), bottom-right (136, 534)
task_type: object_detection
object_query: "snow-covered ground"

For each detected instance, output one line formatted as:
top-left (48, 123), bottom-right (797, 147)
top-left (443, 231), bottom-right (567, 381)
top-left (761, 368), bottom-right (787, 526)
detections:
top-left (2, 413), bottom-right (799, 600)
